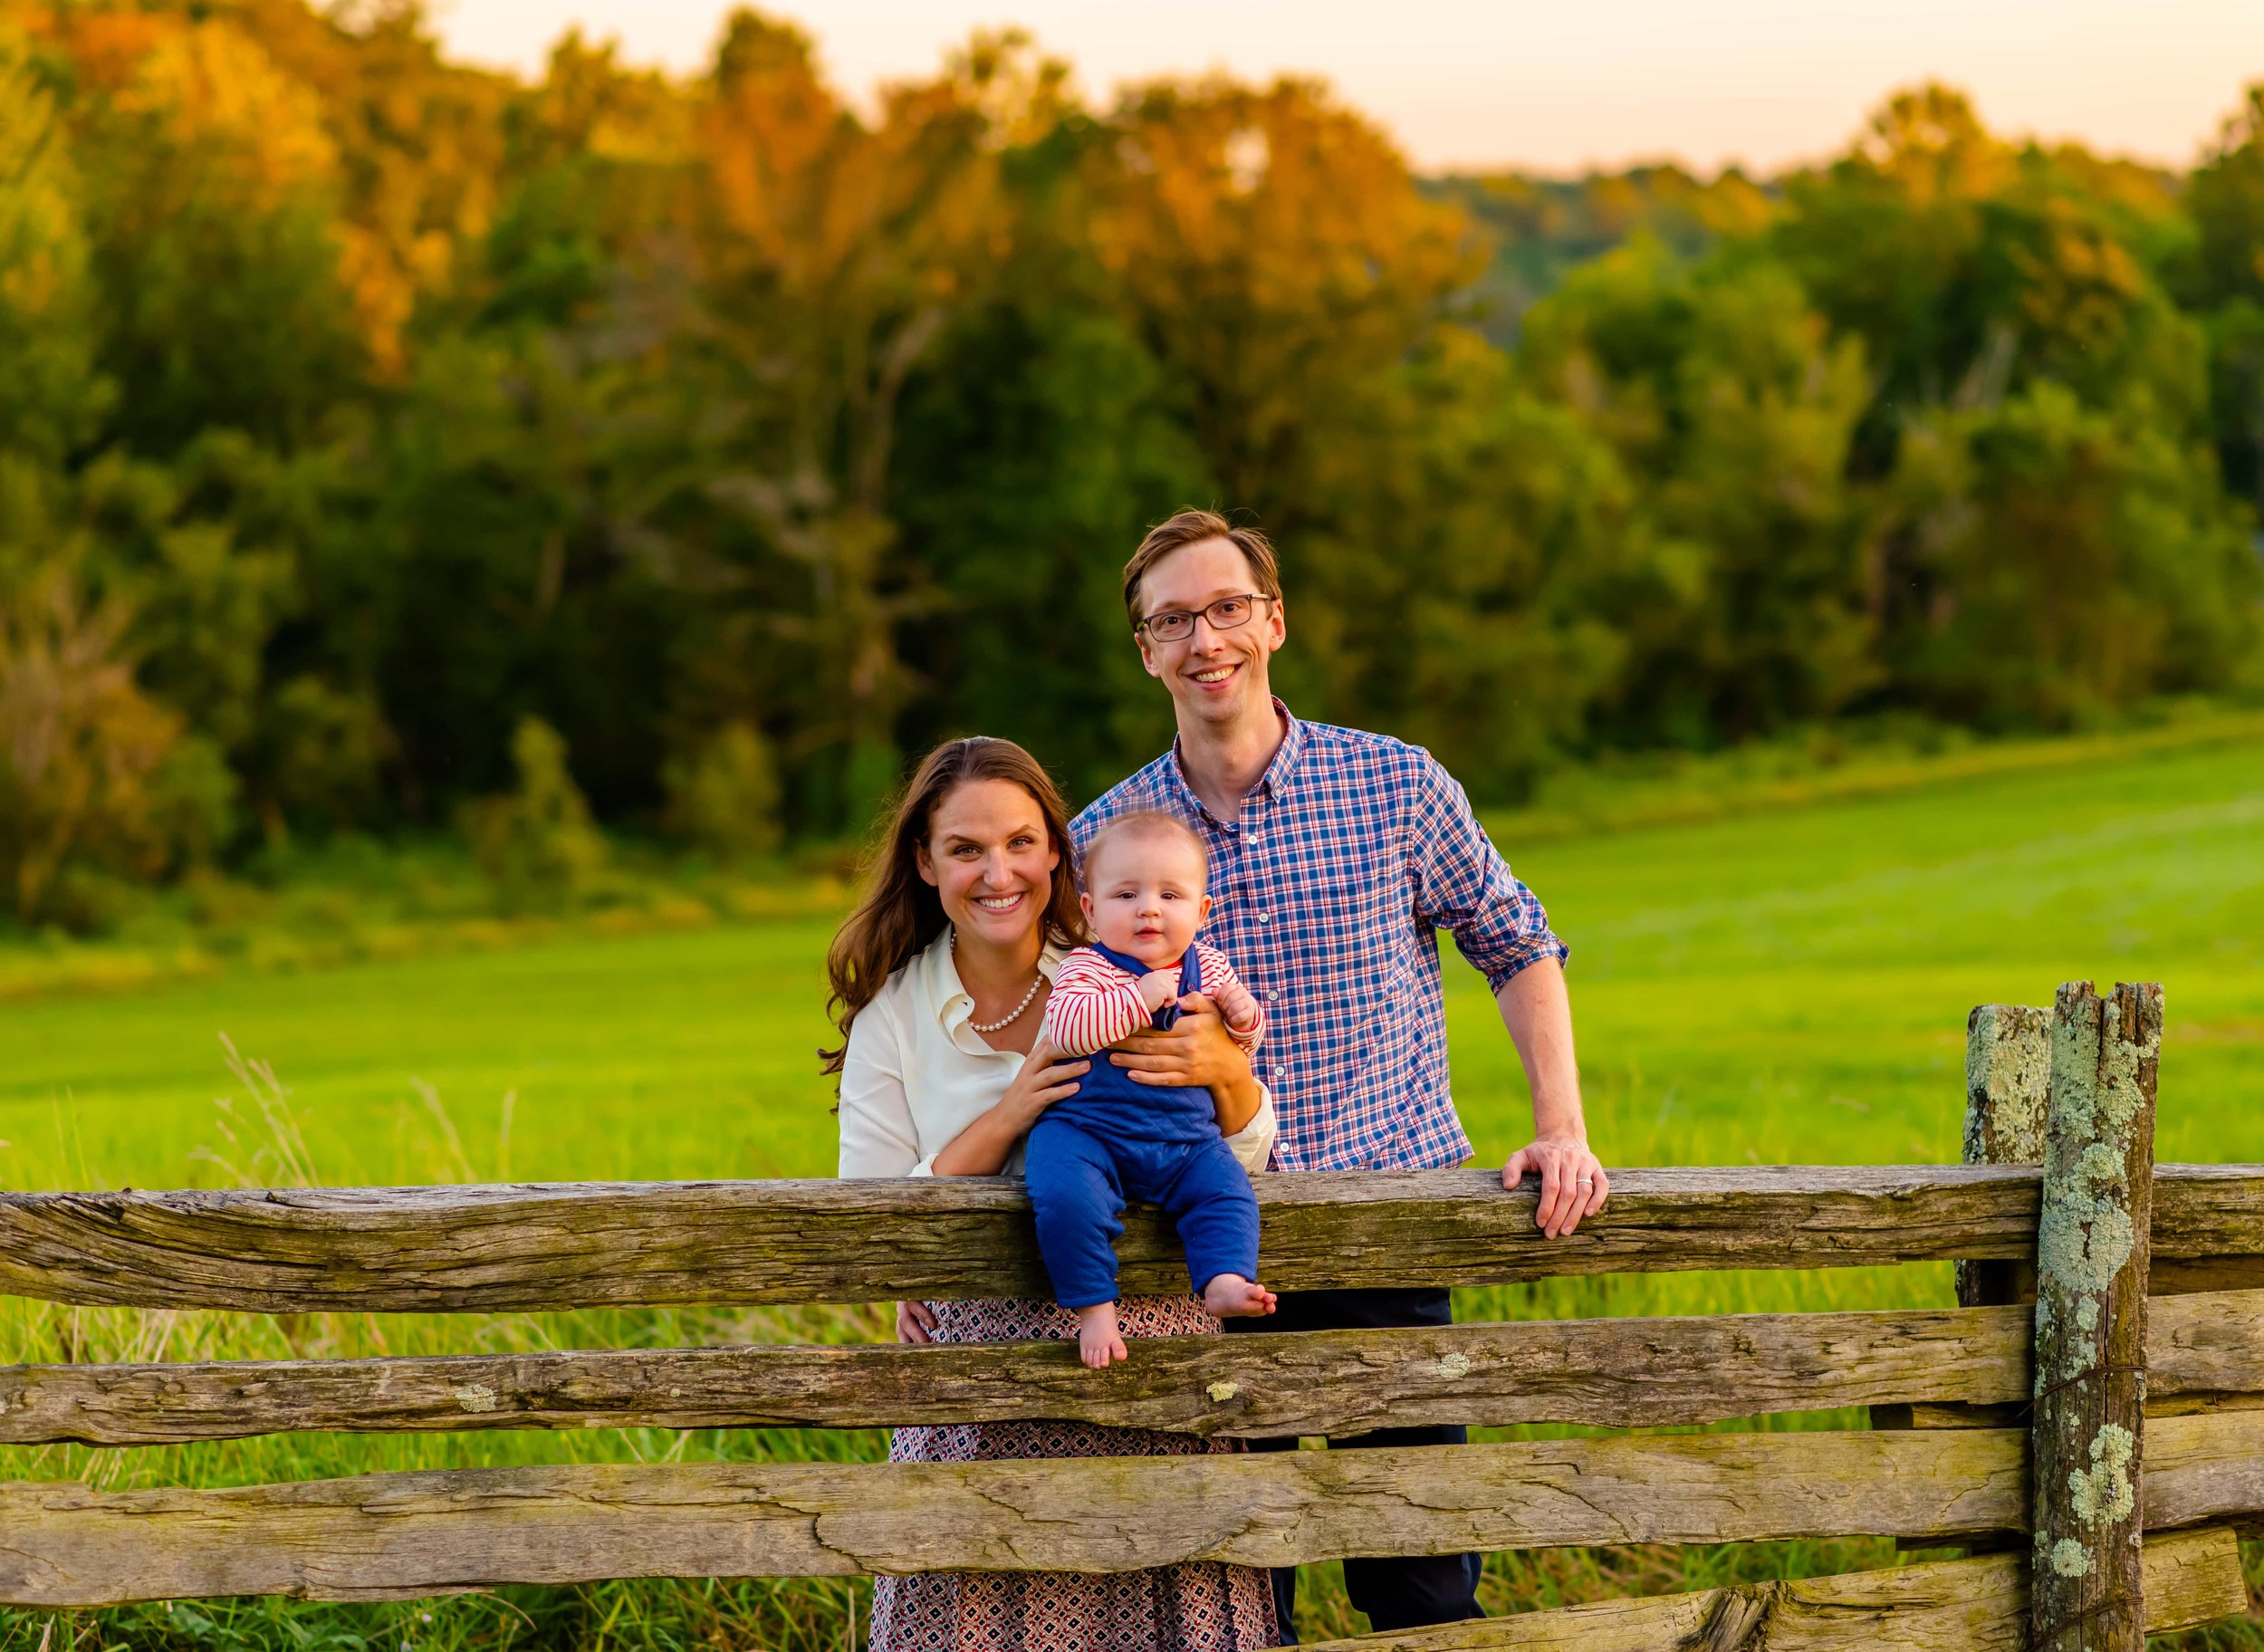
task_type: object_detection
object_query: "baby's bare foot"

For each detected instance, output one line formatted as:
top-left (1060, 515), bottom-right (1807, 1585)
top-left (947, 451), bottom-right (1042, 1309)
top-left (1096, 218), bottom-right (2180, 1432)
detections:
top-left (1077, 1302), bottom-right (1128, 1368)
top-left (1202, 1274), bottom-right (1278, 1318)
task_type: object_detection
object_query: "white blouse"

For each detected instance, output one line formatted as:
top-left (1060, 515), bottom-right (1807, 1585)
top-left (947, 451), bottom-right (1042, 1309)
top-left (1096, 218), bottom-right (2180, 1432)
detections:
top-left (838, 927), bottom-right (1278, 1178)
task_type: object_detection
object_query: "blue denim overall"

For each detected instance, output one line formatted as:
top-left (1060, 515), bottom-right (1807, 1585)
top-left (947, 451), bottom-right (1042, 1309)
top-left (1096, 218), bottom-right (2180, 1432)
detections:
top-left (1024, 942), bottom-right (1261, 1308)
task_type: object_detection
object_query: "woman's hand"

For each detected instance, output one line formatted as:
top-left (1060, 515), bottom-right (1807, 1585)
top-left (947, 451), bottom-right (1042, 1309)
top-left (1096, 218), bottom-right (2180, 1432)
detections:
top-left (897, 1300), bottom-right (938, 1344)
top-left (999, 1037), bottom-right (1089, 1128)
top-left (927, 1039), bottom-right (1089, 1177)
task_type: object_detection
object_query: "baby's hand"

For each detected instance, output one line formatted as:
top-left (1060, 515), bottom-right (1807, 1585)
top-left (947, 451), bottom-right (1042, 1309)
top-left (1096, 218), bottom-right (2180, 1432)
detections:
top-left (1137, 969), bottom-right (1182, 1012)
top-left (1212, 976), bottom-right (1259, 1030)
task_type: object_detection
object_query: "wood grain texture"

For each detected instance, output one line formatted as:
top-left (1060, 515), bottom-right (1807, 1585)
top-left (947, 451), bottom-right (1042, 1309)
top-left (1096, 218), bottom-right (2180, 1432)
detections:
top-left (2030, 981), bottom-right (2158, 1652)
top-left (2152, 1165), bottom-right (2264, 1256)
top-left (5, 1163), bottom-right (2257, 1314)
top-left (0, 1167), bottom-right (2034, 1311)
top-left (0, 1427), bottom-right (2029, 1607)
top-left (2150, 1254), bottom-right (2264, 1294)
top-left (0, 1306), bottom-right (2034, 1446)
top-left (7, 1408), bottom-right (2259, 1608)
top-left (1925, 1003), bottom-right (2051, 1457)
top-left (12, 1290), bottom-right (2264, 1448)
top-left (1297, 1526), bottom-right (2247, 1651)
top-left (2137, 1383), bottom-right (2264, 1532)
top-left (1959, 1003), bottom-right (2051, 1310)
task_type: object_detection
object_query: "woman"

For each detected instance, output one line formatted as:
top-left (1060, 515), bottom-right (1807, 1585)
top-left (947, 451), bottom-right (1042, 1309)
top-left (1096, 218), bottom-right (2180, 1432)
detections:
top-left (829, 736), bottom-right (1281, 1652)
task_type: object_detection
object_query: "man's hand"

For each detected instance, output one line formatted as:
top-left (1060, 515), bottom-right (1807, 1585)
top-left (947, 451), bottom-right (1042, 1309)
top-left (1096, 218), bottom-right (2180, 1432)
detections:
top-left (1501, 1136), bottom-right (1608, 1238)
top-left (1494, 959), bottom-right (1601, 1238)
top-left (1137, 969), bottom-right (1182, 1012)
top-left (1111, 994), bottom-right (1249, 1090)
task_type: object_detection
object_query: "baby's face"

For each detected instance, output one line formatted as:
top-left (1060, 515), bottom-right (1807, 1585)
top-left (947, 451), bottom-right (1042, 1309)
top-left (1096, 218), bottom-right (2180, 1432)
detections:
top-left (1083, 834), bottom-right (1210, 968)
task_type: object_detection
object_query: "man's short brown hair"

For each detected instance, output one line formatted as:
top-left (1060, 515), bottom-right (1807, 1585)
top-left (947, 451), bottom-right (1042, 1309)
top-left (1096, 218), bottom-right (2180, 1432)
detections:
top-left (1121, 509), bottom-right (1283, 629)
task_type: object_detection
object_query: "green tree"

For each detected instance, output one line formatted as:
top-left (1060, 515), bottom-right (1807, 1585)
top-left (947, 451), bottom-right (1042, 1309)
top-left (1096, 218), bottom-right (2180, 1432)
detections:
top-left (664, 719), bottom-right (783, 862)
top-left (2187, 86), bottom-right (2264, 514)
top-left (887, 110), bottom-right (1214, 802)
top-left (1297, 328), bottom-right (1635, 798)
top-left (1881, 383), bottom-right (2259, 725)
top-left (1519, 245), bottom-right (1875, 746)
top-left (2188, 87), bottom-right (2264, 312)
top-left (7, 7), bottom-right (2262, 887)
top-left (76, 15), bottom-right (368, 456)
top-left (1092, 75), bottom-right (1482, 531)
top-left (668, 14), bottom-right (1031, 831)
top-left (461, 715), bottom-right (608, 909)
top-left (0, 22), bottom-right (109, 466)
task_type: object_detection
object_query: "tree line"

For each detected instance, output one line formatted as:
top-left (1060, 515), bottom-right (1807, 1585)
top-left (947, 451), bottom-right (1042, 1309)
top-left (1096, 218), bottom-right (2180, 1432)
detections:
top-left (2, 0), bottom-right (2260, 926)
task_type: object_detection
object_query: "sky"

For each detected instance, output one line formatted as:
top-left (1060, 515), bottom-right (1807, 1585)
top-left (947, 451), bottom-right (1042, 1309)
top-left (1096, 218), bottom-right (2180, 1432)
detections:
top-left (427, 0), bottom-right (2264, 177)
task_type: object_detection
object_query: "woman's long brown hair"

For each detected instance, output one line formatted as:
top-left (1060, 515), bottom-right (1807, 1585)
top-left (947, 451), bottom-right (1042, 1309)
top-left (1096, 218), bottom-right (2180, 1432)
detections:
top-left (821, 736), bottom-right (1088, 1077)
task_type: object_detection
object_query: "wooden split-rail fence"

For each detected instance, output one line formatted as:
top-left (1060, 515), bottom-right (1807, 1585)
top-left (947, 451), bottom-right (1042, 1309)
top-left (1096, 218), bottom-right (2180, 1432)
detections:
top-left (3, 979), bottom-right (2261, 1649)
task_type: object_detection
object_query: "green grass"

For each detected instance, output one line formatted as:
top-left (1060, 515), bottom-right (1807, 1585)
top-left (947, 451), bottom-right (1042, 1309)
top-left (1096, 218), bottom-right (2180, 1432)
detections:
top-left (4, 733), bottom-right (2262, 1647)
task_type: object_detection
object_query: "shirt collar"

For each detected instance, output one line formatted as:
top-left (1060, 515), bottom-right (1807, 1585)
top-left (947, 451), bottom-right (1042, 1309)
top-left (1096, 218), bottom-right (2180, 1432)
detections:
top-left (921, 926), bottom-right (1063, 1047)
top-left (1169, 697), bottom-right (1304, 823)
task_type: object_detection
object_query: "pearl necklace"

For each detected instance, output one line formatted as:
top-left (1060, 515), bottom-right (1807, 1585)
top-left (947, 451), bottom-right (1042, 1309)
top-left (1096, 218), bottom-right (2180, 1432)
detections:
top-left (952, 927), bottom-right (1045, 1033)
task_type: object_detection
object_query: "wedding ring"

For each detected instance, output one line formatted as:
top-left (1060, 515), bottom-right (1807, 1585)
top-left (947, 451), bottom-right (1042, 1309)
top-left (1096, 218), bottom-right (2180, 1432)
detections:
top-left (1576, 1177), bottom-right (1594, 1186)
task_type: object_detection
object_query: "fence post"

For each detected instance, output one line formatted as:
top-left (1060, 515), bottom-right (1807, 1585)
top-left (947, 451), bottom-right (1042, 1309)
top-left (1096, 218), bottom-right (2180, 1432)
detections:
top-left (1875, 1004), bottom-right (2051, 1448)
top-left (1960, 1003), bottom-right (2051, 1310)
top-left (2030, 981), bottom-right (2160, 1652)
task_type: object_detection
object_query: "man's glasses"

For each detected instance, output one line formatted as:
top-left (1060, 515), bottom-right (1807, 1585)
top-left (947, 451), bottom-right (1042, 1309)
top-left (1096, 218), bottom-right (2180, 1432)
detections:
top-left (1135, 593), bottom-right (1276, 644)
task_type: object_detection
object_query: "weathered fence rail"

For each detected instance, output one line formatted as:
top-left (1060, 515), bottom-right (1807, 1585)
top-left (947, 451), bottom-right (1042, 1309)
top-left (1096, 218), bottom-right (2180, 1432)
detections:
top-left (6, 1163), bottom-right (2262, 1312)
top-left (2, 978), bottom-right (2259, 1652)
top-left (10, 1288), bottom-right (2264, 1446)
top-left (5, 1412), bottom-right (2261, 1607)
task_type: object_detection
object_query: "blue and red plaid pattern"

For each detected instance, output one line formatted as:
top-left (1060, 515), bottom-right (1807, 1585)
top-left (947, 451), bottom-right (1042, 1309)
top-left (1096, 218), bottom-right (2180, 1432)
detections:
top-left (1070, 701), bottom-right (1568, 1173)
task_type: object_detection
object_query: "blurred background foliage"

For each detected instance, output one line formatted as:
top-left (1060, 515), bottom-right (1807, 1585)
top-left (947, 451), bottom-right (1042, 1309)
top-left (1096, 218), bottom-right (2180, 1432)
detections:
top-left (0, 0), bottom-right (2260, 934)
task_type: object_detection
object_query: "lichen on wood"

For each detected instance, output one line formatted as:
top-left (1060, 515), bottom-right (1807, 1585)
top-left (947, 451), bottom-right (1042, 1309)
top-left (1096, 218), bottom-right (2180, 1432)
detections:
top-left (1965, 1004), bottom-right (2053, 1166)
top-left (2029, 981), bottom-right (2160, 1652)
top-left (1960, 1003), bottom-right (2051, 1313)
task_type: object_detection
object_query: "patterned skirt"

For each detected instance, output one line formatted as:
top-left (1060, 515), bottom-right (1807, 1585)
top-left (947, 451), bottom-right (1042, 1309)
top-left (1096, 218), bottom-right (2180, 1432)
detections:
top-left (868, 1294), bottom-right (1281, 1652)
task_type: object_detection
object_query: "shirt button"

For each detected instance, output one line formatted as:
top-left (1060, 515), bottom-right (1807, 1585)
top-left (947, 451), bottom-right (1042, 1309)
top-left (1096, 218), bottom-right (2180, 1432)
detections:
top-left (1273, 1064), bottom-right (1287, 1077)
top-left (1256, 912), bottom-right (1271, 925)
top-left (1266, 989), bottom-right (1279, 1002)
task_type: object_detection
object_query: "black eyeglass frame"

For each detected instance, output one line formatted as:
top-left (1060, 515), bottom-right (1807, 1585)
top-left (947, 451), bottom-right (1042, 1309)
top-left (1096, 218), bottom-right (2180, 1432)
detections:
top-left (1134, 592), bottom-right (1278, 643)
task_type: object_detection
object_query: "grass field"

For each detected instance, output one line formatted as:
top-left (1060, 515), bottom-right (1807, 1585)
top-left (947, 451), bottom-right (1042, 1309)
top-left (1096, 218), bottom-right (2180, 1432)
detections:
top-left (4, 732), bottom-right (2262, 1647)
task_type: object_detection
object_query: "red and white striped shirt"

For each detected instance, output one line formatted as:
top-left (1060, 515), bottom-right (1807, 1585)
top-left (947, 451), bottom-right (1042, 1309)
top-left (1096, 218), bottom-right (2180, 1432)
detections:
top-left (1043, 943), bottom-right (1265, 1060)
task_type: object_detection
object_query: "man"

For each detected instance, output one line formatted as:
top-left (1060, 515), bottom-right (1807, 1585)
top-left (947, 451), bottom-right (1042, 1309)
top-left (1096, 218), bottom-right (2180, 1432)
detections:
top-left (1072, 509), bottom-right (1607, 1641)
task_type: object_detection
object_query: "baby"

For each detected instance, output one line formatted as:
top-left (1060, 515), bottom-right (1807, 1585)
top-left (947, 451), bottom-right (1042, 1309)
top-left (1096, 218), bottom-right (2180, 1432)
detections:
top-left (1030, 810), bottom-right (1277, 1368)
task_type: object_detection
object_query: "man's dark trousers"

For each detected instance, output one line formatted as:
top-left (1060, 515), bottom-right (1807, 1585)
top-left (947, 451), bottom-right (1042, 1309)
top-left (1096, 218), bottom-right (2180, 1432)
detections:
top-left (1226, 1286), bottom-right (1483, 1642)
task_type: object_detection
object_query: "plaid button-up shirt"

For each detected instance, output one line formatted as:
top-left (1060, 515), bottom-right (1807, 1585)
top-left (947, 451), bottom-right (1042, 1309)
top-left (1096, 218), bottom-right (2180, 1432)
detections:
top-left (1070, 701), bottom-right (1568, 1172)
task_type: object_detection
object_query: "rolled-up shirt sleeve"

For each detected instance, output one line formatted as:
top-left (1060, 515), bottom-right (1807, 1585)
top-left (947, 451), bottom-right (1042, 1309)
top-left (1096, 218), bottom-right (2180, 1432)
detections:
top-left (1223, 1086), bottom-right (1278, 1174)
top-left (838, 1004), bottom-right (934, 1177)
top-left (1409, 750), bottom-right (1568, 992)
